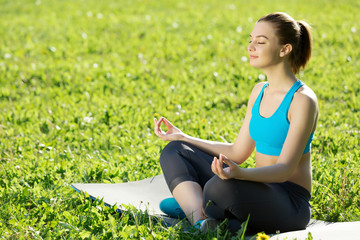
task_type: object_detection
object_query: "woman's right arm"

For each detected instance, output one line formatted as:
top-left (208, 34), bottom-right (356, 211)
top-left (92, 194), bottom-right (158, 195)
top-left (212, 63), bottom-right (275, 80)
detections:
top-left (154, 83), bottom-right (263, 164)
top-left (154, 116), bottom-right (234, 159)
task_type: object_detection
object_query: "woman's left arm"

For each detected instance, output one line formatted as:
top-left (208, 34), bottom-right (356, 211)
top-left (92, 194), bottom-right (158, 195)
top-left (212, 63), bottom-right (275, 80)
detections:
top-left (213, 91), bottom-right (318, 182)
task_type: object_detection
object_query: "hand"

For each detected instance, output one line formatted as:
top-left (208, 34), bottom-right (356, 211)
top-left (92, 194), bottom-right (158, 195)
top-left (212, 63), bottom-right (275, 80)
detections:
top-left (154, 117), bottom-right (184, 141)
top-left (211, 153), bottom-right (241, 180)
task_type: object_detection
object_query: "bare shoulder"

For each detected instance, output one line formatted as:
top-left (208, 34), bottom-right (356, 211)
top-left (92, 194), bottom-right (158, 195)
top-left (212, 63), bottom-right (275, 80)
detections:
top-left (241, 82), bottom-right (267, 116)
top-left (253, 81), bottom-right (267, 91)
top-left (292, 84), bottom-right (318, 114)
top-left (298, 84), bottom-right (317, 99)
top-left (295, 84), bottom-right (318, 105)
top-left (245, 82), bottom-right (267, 109)
top-left (249, 82), bottom-right (267, 100)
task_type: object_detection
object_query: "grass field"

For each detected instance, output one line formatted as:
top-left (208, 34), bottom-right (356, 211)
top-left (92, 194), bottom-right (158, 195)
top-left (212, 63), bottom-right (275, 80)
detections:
top-left (0, 0), bottom-right (359, 239)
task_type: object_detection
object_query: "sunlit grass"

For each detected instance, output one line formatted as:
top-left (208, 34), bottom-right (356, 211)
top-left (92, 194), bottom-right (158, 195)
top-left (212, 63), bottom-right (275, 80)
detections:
top-left (0, 0), bottom-right (359, 238)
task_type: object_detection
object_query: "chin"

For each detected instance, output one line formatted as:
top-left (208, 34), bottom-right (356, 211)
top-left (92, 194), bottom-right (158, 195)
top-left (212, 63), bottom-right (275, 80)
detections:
top-left (249, 61), bottom-right (261, 69)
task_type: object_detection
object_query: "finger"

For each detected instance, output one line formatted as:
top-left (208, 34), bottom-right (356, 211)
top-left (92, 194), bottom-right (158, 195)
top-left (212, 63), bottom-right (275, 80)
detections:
top-left (213, 157), bottom-right (222, 177)
top-left (154, 127), bottom-right (162, 138)
top-left (154, 119), bottom-right (166, 138)
top-left (157, 117), bottom-right (162, 126)
top-left (218, 156), bottom-right (231, 179)
top-left (219, 153), bottom-right (227, 163)
top-left (154, 119), bottom-right (162, 135)
top-left (157, 117), bottom-right (165, 132)
top-left (219, 154), bottom-right (234, 168)
top-left (211, 157), bottom-right (217, 174)
top-left (215, 157), bottom-right (225, 179)
top-left (211, 157), bottom-right (218, 174)
top-left (219, 156), bottom-right (224, 169)
top-left (219, 155), bottom-right (232, 174)
top-left (162, 117), bottom-right (173, 128)
top-left (154, 118), bottom-right (159, 134)
top-left (158, 116), bottom-right (164, 124)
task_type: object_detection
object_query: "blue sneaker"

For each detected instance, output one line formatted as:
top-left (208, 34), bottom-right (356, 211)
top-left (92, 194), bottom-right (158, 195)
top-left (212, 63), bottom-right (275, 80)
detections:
top-left (193, 219), bottom-right (205, 230)
top-left (159, 198), bottom-right (186, 219)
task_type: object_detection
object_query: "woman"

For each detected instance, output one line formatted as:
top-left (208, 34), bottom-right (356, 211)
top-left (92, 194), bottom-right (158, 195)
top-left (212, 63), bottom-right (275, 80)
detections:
top-left (154, 12), bottom-right (318, 234)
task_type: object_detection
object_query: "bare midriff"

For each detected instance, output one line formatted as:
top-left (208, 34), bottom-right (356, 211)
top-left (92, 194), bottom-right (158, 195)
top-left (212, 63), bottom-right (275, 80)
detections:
top-left (255, 151), bottom-right (312, 193)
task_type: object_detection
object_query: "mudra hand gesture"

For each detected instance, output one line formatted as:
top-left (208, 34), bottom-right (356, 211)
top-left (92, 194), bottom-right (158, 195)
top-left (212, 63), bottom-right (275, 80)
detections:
top-left (212, 153), bottom-right (242, 180)
top-left (154, 117), bottom-right (184, 141)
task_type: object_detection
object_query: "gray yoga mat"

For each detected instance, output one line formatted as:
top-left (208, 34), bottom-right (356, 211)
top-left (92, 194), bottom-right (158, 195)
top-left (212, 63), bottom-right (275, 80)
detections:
top-left (71, 174), bottom-right (360, 239)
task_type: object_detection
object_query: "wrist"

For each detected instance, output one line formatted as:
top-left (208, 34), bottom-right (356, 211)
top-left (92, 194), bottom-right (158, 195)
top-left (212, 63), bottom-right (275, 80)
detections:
top-left (177, 133), bottom-right (187, 141)
top-left (234, 167), bottom-right (245, 180)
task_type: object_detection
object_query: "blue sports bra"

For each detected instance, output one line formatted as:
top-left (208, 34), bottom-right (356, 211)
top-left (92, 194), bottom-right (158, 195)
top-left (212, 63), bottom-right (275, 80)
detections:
top-left (249, 80), bottom-right (314, 156)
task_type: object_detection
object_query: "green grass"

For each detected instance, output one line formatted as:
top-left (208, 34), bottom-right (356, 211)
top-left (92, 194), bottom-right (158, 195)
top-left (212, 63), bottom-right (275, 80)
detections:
top-left (0, 0), bottom-right (359, 239)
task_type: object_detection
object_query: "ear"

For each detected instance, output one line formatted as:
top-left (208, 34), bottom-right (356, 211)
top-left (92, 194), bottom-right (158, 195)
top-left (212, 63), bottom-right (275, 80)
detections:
top-left (279, 44), bottom-right (293, 57)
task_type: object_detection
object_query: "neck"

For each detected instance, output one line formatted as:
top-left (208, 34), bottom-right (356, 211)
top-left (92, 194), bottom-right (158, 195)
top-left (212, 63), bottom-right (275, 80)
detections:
top-left (262, 62), bottom-right (297, 91)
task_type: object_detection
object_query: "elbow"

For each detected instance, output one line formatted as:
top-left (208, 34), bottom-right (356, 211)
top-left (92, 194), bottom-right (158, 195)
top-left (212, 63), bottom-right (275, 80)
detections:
top-left (274, 164), bottom-right (294, 183)
top-left (228, 143), bottom-right (242, 164)
top-left (229, 143), bottom-right (253, 165)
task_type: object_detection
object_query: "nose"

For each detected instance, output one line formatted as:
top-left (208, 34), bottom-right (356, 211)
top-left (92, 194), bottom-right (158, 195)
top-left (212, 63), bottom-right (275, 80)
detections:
top-left (248, 42), bottom-right (255, 52)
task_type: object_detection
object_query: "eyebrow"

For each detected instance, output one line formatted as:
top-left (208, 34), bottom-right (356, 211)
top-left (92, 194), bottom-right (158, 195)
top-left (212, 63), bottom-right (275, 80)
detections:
top-left (249, 34), bottom-right (269, 39)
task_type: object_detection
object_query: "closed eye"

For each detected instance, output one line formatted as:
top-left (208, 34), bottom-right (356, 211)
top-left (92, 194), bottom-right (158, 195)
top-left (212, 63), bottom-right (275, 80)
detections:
top-left (249, 40), bottom-right (265, 44)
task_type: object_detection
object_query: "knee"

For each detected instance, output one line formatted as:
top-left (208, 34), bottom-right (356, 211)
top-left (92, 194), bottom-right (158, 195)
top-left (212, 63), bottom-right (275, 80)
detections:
top-left (203, 176), bottom-right (245, 209)
top-left (159, 141), bottom-right (185, 164)
top-left (203, 176), bottom-right (225, 199)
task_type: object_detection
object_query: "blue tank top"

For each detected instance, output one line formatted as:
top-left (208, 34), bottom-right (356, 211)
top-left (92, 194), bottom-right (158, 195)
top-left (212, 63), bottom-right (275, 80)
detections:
top-left (249, 80), bottom-right (314, 156)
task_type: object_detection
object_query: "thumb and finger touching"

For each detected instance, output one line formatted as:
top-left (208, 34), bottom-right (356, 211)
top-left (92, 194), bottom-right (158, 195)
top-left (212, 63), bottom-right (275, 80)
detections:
top-left (213, 154), bottom-right (238, 179)
top-left (219, 154), bottom-right (236, 169)
top-left (153, 117), bottom-right (182, 141)
top-left (154, 117), bottom-right (165, 137)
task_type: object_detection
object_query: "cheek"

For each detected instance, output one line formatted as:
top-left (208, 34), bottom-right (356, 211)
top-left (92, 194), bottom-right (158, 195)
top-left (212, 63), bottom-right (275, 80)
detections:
top-left (262, 47), bottom-right (280, 61)
top-left (270, 49), bottom-right (282, 62)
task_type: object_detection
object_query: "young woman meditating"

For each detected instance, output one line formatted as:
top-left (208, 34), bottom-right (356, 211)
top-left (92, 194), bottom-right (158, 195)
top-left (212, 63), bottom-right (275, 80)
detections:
top-left (154, 12), bottom-right (318, 234)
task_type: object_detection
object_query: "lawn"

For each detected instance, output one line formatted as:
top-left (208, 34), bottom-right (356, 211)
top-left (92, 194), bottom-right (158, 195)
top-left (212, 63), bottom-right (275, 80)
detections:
top-left (0, 0), bottom-right (359, 239)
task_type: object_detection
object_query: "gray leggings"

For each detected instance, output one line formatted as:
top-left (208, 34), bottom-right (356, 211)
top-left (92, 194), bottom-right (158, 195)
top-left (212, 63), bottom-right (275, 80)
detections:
top-left (160, 141), bottom-right (311, 233)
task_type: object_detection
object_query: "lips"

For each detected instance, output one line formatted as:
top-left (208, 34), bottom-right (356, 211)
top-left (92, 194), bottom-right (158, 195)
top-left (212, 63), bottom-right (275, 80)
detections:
top-left (249, 55), bottom-right (258, 59)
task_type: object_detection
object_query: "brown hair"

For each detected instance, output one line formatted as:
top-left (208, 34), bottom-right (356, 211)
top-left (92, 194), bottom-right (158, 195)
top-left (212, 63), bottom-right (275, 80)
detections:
top-left (258, 12), bottom-right (312, 74)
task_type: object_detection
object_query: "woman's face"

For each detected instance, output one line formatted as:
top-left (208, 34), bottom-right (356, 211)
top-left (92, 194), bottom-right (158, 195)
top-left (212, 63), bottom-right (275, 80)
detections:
top-left (248, 21), bottom-right (284, 70)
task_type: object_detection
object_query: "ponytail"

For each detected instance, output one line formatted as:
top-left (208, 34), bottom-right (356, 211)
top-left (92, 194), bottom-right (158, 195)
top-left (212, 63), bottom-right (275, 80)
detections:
top-left (294, 20), bottom-right (312, 74)
top-left (258, 12), bottom-right (313, 74)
